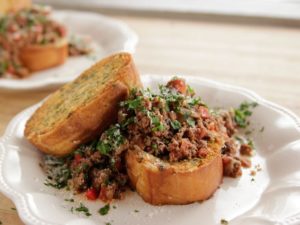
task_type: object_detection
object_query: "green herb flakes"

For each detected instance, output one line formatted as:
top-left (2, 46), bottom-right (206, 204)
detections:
top-left (247, 139), bottom-right (254, 149)
top-left (234, 136), bottom-right (243, 143)
top-left (98, 204), bottom-right (110, 216)
top-left (220, 218), bottom-right (229, 225)
top-left (97, 142), bottom-right (111, 155)
top-left (75, 203), bottom-right (91, 216)
top-left (245, 130), bottom-right (252, 135)
top-left (43, 155), bottom-right (71, 189)
top-left (151, 144), bottom-right (158, 150)
top-left (260, 126), bottom-right (265, 132)
top-left (187, 85), bottom-right (195, 96)
top-left (234, 101), bottom-right (258, 128)
top-left (170, 120), bottom-right (181, 130)
top-left (97, 125), bottom-right (125, 155)
top-left (187, 117), bottom-right (196, 127)
top-left (120, 95), bottom-right (143, 110)
top-left (152, 123), bottom-right (165, 132)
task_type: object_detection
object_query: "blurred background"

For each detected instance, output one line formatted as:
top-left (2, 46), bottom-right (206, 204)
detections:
top-left (31, 0), bottom-right (300, 111)
top-left (35, 0), bottom-right (300, 21)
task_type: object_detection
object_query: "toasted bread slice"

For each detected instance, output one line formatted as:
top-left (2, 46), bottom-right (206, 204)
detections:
top-left (126, 140), bottom-right (224, 205)
top-left (25, 52), bottom-right (142, 156)
top-left (19, 38), bottom-right (68, 74)
top-left (0, 0), bottom-right (31, 13)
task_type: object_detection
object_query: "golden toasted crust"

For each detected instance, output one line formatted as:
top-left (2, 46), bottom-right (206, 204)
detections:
top-left (0, 0), bottom-right (31, 13)
top-left (126, 141), bottom-right (223, 205)
top-left (25, 52), bottom-right (142, 156)
top-left (19, 38), bottom-right (68, 74)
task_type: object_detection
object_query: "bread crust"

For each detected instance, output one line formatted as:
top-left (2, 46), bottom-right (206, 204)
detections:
top-left (0, 0), bottom-right (31, 13)
top-left (19, 38), bottom-right (68, 73)
top-left (25, 53), bottom-right (142, 156)
top-left (126, 141), bottom-right (223, 205)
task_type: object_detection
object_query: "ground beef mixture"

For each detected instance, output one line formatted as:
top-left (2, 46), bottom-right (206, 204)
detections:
top-left (118, 78), bottom-right (228, 162)
top-left (43, 78), bottom-right (256, 202)
top-left (44, 125), bottom-right (129, 202)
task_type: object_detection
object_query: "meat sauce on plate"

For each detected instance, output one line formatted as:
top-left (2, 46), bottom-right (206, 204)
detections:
top-left (43, 78), bottom-right (257, 202)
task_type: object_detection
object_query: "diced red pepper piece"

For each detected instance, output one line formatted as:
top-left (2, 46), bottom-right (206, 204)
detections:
top-left (167, 79), bottom-right (187, 94)
top-left (99, 187), bottom-right (108, 202)
top-left (74, 154), bottom-right (82, 164)
top-left (86, 188), bottom-right (99, 200)
top-left (199, 106), bottom-right (209, 119)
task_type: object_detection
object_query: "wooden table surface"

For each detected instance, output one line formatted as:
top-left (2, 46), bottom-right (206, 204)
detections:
top-left (1, 13), bottom-right (300, 225)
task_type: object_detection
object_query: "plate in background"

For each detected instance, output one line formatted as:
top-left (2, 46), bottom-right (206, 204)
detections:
top-left (0, 10), bottom-right (138, 91)
top-left (0, 75), bottom-right (299, 225)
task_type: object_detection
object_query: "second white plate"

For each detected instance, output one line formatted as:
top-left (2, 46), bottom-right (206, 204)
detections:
top-left (0, 10), bottom-right (138, 91)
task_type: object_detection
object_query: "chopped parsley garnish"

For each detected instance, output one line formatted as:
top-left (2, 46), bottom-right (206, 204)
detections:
top-left (98, 204), bottom-right (110, 216)
top-left (43, 155), bottom-right (71, 189)
top-left (97, 142), bottom-right (111, 155)
top-left (220, 219), bottom-right (229, 225)
top-left (120, 90), bottom-right (144, 111)
top-left (0, 17), bottom-right (7, 34)
top-left (159, 85), bottom-right (184, 112)
top-left (120, 117), bottom-right (135, 128)
top-left (11, 207), bottom-right (16, 211)
top-left (187, 117), bottom-right (196, 127)
top-left (187, 97), bottom-right (203, 106)
top-left (245, 129), bottom-right (252, 135)
top-left (0, 61), bottom-right (8, 75)
top-left (234, 101), bottom-right (258, 128)
top-left (187, 85), bottom-right (195, 96)
top-left (149, 113), bottom-right (165, 131)
top-left (170, 120), bottom-right (181, 130)
top-left (105, 223), bottom-right (112, 225)
top-left (64, 198), bottom-right (74, 202)
top-left (134, 209), bottom-right (139, 213)
top-left (97, 125), bottom-right (125, 155)
top-left (260, 126), bottom-right (265, 132)
top-left (150, 115), bottom-right (160, 126)
top-left (75, 203), bottom-right (91, 216)
top-left (234, 136), bottom-right (243, 143)
top-left (247, 139), bottom-right (254, 149)
top-left (152, 124), bottom-right (165, 131)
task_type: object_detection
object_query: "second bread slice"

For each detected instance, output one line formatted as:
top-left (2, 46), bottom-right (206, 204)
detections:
top-left (25, 52), bottom-right (142, 156)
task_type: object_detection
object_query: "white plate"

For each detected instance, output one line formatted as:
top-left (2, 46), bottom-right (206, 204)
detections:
top-left (0, 10), bottom-right (138, 91)
top-left (0, 75), bottom-right (300, 225)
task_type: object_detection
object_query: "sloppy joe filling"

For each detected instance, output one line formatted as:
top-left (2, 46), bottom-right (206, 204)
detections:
top-left (43, 78), bottom-right (256, 202)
